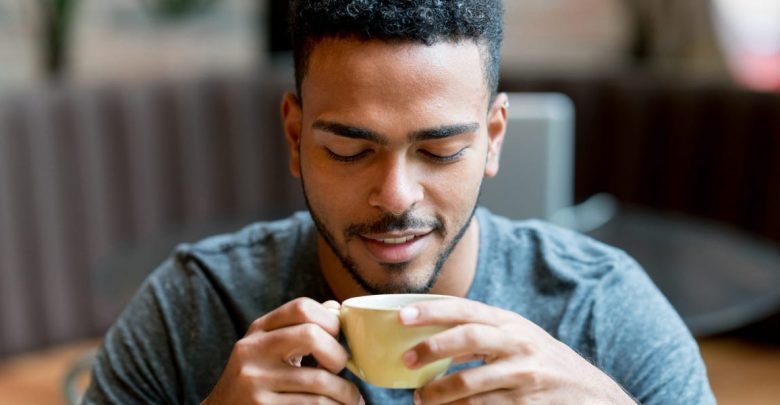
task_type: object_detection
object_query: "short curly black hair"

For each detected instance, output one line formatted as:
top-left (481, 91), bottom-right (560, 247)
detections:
top-left (289, 0), bottom-right (504, 102)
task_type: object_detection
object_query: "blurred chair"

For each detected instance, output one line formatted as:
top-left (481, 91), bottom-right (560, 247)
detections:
top-left (480, 93), bottom-right (575, 222)
top-left (480, 92), bottom-right (616, 231)
top-left (589, 204), bottom-right (780, 337)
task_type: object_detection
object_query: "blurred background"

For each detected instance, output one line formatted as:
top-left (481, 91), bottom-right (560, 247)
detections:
top-left (1, 0), bottom-right (779, 403)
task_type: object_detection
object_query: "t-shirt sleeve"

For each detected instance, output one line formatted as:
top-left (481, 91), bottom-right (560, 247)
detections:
top-left (81, 255), bottom-right (237, 404)
top-left (592, 253), bottom-right (716, 405)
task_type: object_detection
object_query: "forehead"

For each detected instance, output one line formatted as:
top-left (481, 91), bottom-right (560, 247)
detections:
top-left (301, 38), bottom-right (489, 122)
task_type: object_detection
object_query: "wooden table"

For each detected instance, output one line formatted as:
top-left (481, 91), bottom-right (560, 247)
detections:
top-left (0, 337), bottom-right (778, 404)
top-left (699, 337), bottom-right (780, 404)
top-left (0, 340), bottom-right (98, 405)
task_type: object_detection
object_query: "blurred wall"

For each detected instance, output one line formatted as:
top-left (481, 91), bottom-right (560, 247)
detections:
top-left (501, 0), bottom-right (633, 75)
top-left (0, 1), bottom-right (40, 93)
top-left (70, 0), bottom-right (261, 85)
top-left (0, 72), bottom-right (304, 358)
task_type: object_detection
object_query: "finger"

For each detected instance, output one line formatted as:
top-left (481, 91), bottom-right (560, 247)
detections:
top-left (404, 324), bottom-right (511, 369)
top-left (322, 300), bottom-right (341, 311)
top-left (255, 391), bottom-right (341, 405)
top-left (269, 368), bottom-right (363, 405)
top-left (399, 297), bottom-right (516, 328)
top-left (416, 364), bottom-right (518, 405)
top-left (252, 297), bottom-right (340, 336)
top-left (260, 323), bottom-right (348, 374)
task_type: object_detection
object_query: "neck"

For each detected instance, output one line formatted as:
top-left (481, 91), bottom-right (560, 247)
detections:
top-left (319, 216), bottom-right (480, 301)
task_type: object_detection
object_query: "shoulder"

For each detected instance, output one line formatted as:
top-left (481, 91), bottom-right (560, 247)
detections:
top-left (474, 207), bottom-right (652, 337)
top-left (114, 211), bottom-right (319, 329)
top-left (479, 208), bottom-right (636, 283)
top-left (139, 210), bottom-right (320, 325)
top-left (170, 211), bottom-right (316, 273)
top-left (179, 211), bottom-right (315, 256)
top-left (478, 209), bottom-right (714, 403)
top-left (84, 212), bottom-right (320, 403)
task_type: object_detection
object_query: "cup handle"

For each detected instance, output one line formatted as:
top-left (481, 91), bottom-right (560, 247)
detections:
top-left (326, 306), bottom-right (366, 380)
top-left (344, 358), bottom-right (363, 379)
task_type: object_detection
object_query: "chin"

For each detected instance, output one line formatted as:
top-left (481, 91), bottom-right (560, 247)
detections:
top-left (358, 265), bottom-right (438, 295)
top-left (366, 282), bottom-right (432, 295)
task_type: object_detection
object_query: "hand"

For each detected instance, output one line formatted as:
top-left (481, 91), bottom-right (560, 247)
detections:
top-left (202, 298), bottom-right (364, 405)
top-left (399, 298), bottom-right (636, 404)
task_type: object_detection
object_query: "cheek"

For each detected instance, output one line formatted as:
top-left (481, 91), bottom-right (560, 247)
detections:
top-left (423, 161), bottom-right (484, 214)
top-left (300, 151), bottom-right (361, 215)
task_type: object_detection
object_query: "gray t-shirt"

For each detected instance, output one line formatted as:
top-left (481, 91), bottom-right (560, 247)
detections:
top-left (83, 207), bottom-right (715, 404)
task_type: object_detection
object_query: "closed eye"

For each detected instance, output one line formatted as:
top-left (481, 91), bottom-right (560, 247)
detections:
top-left (420, 148), bottom-right (466, 163)
top-left (325, 148), bottom-right (372, 163)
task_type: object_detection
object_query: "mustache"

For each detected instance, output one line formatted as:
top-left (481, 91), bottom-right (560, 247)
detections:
top-left (345, 210), bottom-right (443, 240)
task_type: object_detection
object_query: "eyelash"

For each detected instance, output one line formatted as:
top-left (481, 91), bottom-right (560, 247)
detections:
top-left (421, 148), bottom-right (466, 163)
top-left (325, 149), bottom-right (371, 162)
top-left (326, 148), bottom-right (466, 164)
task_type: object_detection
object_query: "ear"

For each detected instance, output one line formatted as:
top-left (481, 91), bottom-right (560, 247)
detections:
top-left (484, 92), bottom-right (508, 178)
top-left (281, 92), bottom-right (303, 178)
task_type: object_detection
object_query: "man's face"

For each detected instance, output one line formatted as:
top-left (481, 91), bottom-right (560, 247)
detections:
top-left (283, 38), bottom-right (505, 294)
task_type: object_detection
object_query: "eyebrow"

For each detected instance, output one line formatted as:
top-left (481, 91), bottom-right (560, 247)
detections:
top-left (312, 121), bottom-right (386, 145)
top-left (312, 120), bottom-right (480, 145)
top-left (410, 122), bottom-right (480, 142)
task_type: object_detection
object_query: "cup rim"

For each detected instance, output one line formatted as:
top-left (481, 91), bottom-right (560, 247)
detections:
top-left (341, 293), bottom-right (454, 311)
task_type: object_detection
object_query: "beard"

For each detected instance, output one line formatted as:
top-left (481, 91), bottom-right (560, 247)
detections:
top-left (301, 177), bottom-right (479, 295)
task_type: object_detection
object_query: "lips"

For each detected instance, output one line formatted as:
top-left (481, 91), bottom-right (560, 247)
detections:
top-left (368, 234), bottom-right (418, 244)
top-left (360, 231), bottom-right (431, 263)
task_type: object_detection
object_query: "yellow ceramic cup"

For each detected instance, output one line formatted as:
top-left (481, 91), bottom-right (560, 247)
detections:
top-left (338, 294), bottom-right (454, 389)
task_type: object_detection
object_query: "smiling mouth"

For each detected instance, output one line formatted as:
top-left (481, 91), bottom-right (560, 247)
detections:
top-left (360, 231), bottom-right (432, 263)
top-left (364, 234), bottom-right (421, 244)
top-left (362, 228), bottom-right (434, 244)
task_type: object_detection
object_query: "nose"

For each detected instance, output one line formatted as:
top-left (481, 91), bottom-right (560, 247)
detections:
top-left (368, 155), bottom-right (424, 215)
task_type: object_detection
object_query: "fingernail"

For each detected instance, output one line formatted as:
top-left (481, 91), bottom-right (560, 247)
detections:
top-left (400, 306), bottom-right (419, 323)
top-left (403, 350), bottom-right (418, 368)
top-left (413, 390), bottom-right (422, 405)
top-left (359, 395), bottom-right (365, 405)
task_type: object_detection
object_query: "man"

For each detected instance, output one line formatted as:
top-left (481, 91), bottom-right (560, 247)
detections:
top-left (84, 1), bottom-right (715, 404)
